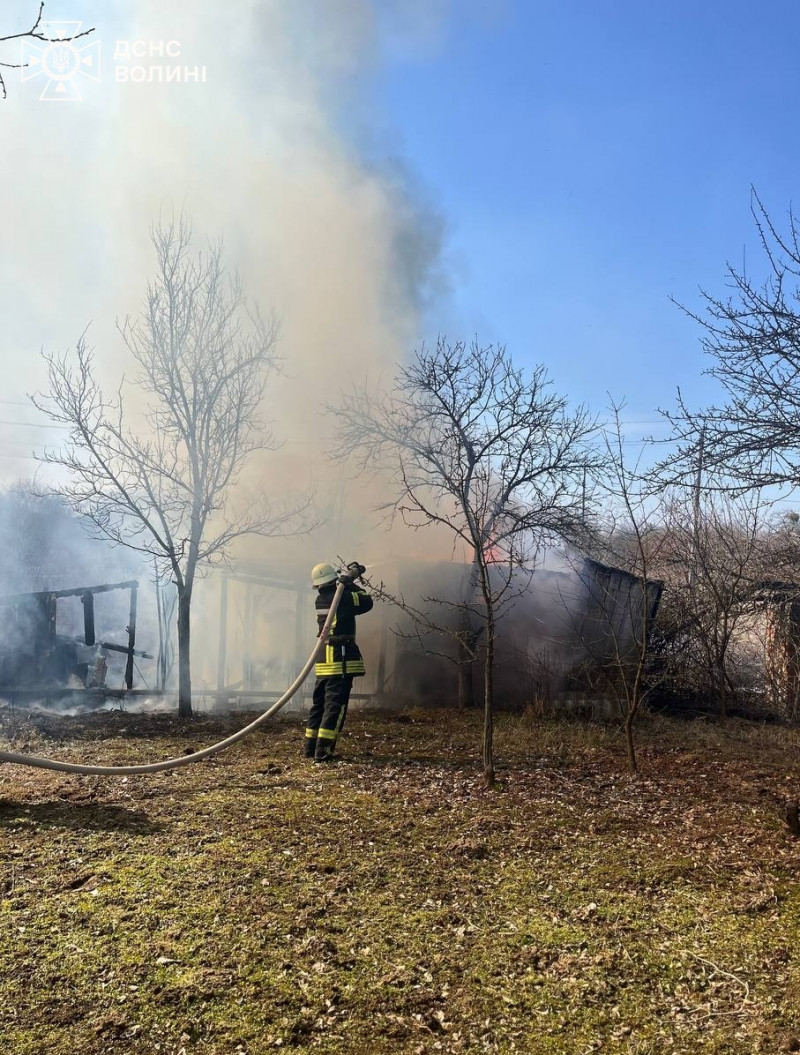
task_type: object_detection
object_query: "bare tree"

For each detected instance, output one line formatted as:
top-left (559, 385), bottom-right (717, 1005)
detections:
top-left (664, 491), bottom-right (774, 715)
top-left (582, 407), bottom-right (667, 772)
top-left (666, 189), bottom-right (800, 493)
top-left (0, 3), bottom-right (95, 99)
top-left (34, 217), bottom-right (306, 716)
top-left (657, 189), bottom-right (800, 715)
top-left (588, 485), bottom-right (800, 729)
top-left (337, 338), bottom-right (597, 786)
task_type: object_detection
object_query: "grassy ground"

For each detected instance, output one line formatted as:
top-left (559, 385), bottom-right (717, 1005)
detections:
top-left (1, 704), bottom-right (800, 1055)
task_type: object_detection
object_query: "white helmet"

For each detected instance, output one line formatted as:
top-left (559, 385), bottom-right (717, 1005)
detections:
top-left (311, 562), bottom-right (338, 587)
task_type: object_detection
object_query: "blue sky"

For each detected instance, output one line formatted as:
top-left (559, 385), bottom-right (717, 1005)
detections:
top-left (366, 0), bottom-right (800, 436)
top-left (3, 0), bottom-right (799, 480)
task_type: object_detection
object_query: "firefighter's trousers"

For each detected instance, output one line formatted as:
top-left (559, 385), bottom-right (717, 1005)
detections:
top-left (305, 675), bottom-right (354, 760)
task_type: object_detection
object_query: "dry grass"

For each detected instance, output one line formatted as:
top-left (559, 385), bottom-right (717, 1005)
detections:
top-left (1, 704), bottom-right (800, 1054)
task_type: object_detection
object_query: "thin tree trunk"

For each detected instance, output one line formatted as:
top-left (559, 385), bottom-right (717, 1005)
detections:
top-left (458, 631), bottom-right (476, 709)
top-left (177, 590), bottom-right (192, 718)
top-left (155, 565), bottom-right (166, 692)
top-left (624, 653), bottom-right (645, 774)
top-left (624, 712), bottom-right (637, 772)
top-left (716, 626), bottom-right (729, 716)
top-left (717, 661), bottom-right (728, 717)
top-left (622, 589), bottom-right (649, 774)
top-left (458, 659), bottom-right (475, 709)
top-left (475, 551), bottom-right (496, 788)
top-left (483, 618), bottom-right (495, 787)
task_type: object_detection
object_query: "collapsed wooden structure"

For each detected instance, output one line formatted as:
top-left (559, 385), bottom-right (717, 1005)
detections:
top-left (0, 580), bottom-right (150, 696)
top-left (207, 561), bottom-right (800, 719)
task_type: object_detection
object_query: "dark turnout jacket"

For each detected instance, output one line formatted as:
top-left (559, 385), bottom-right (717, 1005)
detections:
top-left (314, 582), bottom-right (373, 677)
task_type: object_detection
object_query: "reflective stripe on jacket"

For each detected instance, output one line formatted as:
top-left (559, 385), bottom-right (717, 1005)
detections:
top-left (315, 583), bottom-right (373, 677)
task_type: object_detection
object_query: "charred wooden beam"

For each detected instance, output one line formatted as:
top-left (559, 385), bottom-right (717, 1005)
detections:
top-left (99, 641), bottom-right (153, 659)
top-left (125, 584), bottom-right (138, 690)
top-left (81, 591), bottom-right (95, 646)
top-left (0, 580), bottom-right (139, 604)
top-left (35, 593), bottom-right (57, 645)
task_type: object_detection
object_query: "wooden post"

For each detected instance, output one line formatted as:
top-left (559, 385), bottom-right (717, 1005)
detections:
top-left (37, 593), bottom-right (57, 646)
top-left (243, 582), bottom-right (254, 690)
top-left (81, 591), bottom-right (95, 646)
top-left (125, 583), bottom-right (138, 690)
top-left (217, 575), bottom-right (228, 691)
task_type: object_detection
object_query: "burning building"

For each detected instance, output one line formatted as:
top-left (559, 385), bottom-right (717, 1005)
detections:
top-left (200, 555), bottom-right (662, 712)
top-left (0, 553), bottom-right (664, 714)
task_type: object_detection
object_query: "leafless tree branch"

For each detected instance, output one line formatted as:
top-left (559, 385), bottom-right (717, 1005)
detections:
top-left (0, 3), bottom-right (95, 99)
top-left (33, 216), bottom-right (311, 714)
top-left (333, 337), bottom-right (599, 784)
top-left (662, 189), bottom-right (800, 496)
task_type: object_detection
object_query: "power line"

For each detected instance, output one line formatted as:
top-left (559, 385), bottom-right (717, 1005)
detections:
top-left (0, 420), bottom-right (69, 429)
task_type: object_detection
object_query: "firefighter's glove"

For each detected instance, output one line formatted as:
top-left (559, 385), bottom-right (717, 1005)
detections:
top-left (340, 560), bottom-right (366, 586)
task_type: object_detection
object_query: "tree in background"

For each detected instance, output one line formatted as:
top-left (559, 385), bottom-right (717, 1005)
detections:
top-left (583, 472), bottom-right (799, 736)
top-left (577, 405), bottom-right (673, 771)
top-left (658, 190), bottom-right (800, 719)
top-left (668, 189), bottom-right (800, 494)
top-left (336, 338), bottom-right (597, 785)
top-left (662, 491), bottom-right (774, 716)
top-left (35, 217), bottom-right (306, 717)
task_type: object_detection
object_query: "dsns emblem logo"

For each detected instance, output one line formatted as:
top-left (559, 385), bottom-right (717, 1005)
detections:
top-left (21, 21), bottom-right (100, 101)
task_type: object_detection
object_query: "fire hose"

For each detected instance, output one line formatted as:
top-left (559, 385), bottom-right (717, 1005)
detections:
top-left (0, 579), bottom-right (347, 777)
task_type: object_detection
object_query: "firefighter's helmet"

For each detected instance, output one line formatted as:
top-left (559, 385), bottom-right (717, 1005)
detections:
top-left (311, 562), bottom-right (338, 588)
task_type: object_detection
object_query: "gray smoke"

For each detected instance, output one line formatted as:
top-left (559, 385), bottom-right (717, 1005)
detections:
top-left (4, 2), bottom-right (587, 709)
top-left (0, 0), bottom-right (461, 704)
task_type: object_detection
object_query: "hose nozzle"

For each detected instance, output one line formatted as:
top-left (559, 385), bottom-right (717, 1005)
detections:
top-left (339, 560), bottom-right (367, 585)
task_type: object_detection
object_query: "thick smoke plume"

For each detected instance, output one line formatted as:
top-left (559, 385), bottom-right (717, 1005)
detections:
top-left (0, 0), bottom-right (458, 698)
top-left (1, 1), bottom-right (596, 704)
top-left (2, 1), bottom-right (444, 477)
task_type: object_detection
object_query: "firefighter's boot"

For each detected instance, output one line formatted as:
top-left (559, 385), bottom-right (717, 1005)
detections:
top-left (304, 731), bottom-right (318, 759)
top-left (314, 737), bottom-right (336, 763)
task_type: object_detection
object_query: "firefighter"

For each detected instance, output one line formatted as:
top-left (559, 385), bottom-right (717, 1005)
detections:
top-left (305, 561), bottom-right (373, 762)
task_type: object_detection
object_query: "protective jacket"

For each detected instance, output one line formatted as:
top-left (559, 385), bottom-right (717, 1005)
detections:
top-left (314, 582), bottom-right (373, 677)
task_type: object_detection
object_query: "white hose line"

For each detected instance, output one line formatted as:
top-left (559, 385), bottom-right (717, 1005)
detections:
top-left (0, 581), bottom-right (346, 777)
